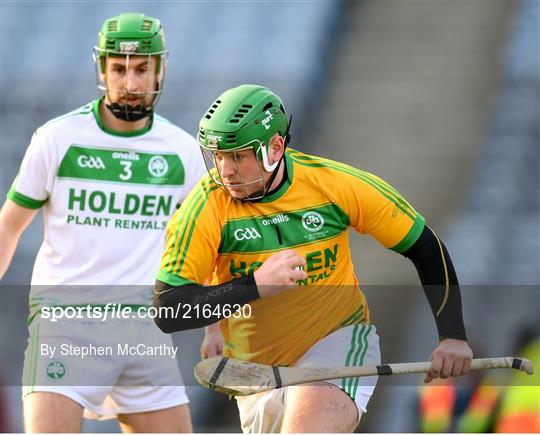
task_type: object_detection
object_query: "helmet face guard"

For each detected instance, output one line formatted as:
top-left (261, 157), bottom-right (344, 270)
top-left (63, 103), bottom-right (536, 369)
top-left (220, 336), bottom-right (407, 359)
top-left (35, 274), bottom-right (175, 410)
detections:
top-left (198, 136), bottom-right (277, 201)
top-left (198, 85), bottom-right (291, 201)
top-left (93, 48), bottom-right (168, 121)
top-left (93, 13), bottom-right (168, 122)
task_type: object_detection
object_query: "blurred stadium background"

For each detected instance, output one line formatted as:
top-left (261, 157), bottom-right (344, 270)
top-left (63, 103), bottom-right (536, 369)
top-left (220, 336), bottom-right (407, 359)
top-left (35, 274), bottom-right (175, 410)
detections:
top-left (1, 0), bottom-right (538, 432)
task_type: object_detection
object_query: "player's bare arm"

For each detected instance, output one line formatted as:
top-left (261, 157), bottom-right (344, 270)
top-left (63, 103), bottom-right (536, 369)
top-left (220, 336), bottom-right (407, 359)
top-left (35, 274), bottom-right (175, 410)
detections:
top-left (0, 199), bottom-right (39, 278)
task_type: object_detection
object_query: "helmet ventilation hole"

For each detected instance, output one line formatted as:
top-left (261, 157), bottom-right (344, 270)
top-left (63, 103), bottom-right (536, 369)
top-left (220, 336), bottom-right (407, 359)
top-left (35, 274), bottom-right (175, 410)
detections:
top-left (141, 20), bottom-right (153, 31)
top-left (229, 104), bottom-right (253, 123)
top-left (107, 20), bottom-right (118, 32)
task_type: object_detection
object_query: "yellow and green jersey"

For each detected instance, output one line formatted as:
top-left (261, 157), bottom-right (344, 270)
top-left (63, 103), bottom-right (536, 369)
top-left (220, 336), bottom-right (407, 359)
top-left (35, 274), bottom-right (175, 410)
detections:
top-left (157, 149), bottom-right (425, 366)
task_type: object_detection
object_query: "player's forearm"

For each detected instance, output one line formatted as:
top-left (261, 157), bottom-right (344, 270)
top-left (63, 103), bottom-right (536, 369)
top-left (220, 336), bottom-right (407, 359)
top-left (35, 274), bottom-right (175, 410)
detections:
top-left (1, 209), bottom-right (25, 278)
top-left (0, 199), bottom-right (39, 278)
top-left (402, 226), bottom-right (467, 341)
top-left (153, 274), bottom-right (259, 333)
top-left (0, 229), bottom-right (19, 278)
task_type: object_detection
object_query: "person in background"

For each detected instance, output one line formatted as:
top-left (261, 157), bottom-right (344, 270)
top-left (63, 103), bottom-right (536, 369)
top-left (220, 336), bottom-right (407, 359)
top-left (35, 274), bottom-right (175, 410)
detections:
top-left (0, 12), bottom-right (205, 432)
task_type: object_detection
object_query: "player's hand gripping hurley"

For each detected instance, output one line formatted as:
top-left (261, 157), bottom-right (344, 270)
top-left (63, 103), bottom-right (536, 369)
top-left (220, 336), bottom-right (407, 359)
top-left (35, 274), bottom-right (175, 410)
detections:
top-left (194, 356), bottom-right (534, 396)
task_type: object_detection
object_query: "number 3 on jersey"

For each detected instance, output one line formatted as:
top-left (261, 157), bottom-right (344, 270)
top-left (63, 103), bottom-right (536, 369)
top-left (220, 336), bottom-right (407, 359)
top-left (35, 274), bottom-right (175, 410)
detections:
top-left (119, 161), bottom-right (132, 180)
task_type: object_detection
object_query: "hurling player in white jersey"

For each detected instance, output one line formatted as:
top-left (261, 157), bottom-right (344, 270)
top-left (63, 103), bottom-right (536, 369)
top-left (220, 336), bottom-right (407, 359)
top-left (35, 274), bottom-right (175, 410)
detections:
top-left (0, 13), bottom-right (205, 432)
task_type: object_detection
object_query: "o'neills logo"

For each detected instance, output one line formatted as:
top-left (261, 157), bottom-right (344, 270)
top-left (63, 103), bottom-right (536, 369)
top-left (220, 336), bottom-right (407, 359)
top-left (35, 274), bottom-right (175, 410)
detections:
top-left (112, 152), bottom-right (140, 161)
top-left (261, 214), bottom-right (290, 226)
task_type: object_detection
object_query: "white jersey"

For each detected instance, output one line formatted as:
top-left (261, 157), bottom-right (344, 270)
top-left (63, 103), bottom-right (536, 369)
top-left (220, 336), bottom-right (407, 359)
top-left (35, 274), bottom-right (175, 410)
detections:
top-left (9, 99), bottom-right (206, 306)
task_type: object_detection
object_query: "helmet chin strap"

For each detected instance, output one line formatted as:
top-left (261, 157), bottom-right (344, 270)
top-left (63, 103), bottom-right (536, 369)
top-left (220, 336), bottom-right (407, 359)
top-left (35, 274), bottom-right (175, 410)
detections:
top-left (255, 114), bottom-right (293, 197)
top-left (260, 114), bottom-right (293, 172)
top-left (106, 102), bottom-right (152, 121)
top-left (263, 157), bottom-right (283, 193)
top-left (260, 144), bottom-right (280, 172)
top-left (227, 115), bottom-right (293, 202)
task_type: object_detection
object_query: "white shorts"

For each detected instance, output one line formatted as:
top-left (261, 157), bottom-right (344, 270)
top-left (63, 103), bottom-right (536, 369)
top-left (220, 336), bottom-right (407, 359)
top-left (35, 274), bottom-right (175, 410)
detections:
top-left (236, 324), bottom-right (380, 433)
top-left (22, 317), bottom-right (188, 420)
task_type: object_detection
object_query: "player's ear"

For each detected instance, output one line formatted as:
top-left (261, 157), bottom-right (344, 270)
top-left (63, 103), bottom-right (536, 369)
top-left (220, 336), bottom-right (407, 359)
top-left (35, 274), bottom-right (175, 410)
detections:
top-left (268, 134), bottom-right (285, 163)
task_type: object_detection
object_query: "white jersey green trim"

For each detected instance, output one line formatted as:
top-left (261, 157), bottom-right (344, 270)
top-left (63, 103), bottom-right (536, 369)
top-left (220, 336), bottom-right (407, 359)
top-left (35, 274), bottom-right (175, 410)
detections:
top-left (10, 101), bottom-right (206, 306)
top-left (7, 188), bottom-right (47, 209)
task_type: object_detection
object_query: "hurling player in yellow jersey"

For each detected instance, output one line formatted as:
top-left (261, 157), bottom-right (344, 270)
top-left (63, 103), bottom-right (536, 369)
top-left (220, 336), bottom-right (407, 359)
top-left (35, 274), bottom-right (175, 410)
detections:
top-left (154, 84), bottom-right (473, 432)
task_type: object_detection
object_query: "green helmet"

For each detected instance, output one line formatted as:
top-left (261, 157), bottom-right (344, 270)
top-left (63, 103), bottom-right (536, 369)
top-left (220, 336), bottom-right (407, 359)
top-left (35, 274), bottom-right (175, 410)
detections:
top-left (198, 84), bottom-right (290, 200)
top-left (199, 85), bottom-right (289, 163)
top-left (93, 13), bottom-right (168, 121)
top-left (96, 12), bottom-right (166, 58)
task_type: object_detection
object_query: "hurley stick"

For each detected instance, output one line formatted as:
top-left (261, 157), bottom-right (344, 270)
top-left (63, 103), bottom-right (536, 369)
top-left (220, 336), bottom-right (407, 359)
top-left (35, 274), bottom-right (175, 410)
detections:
top-left (194, 356), bottom-right (534, 396)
